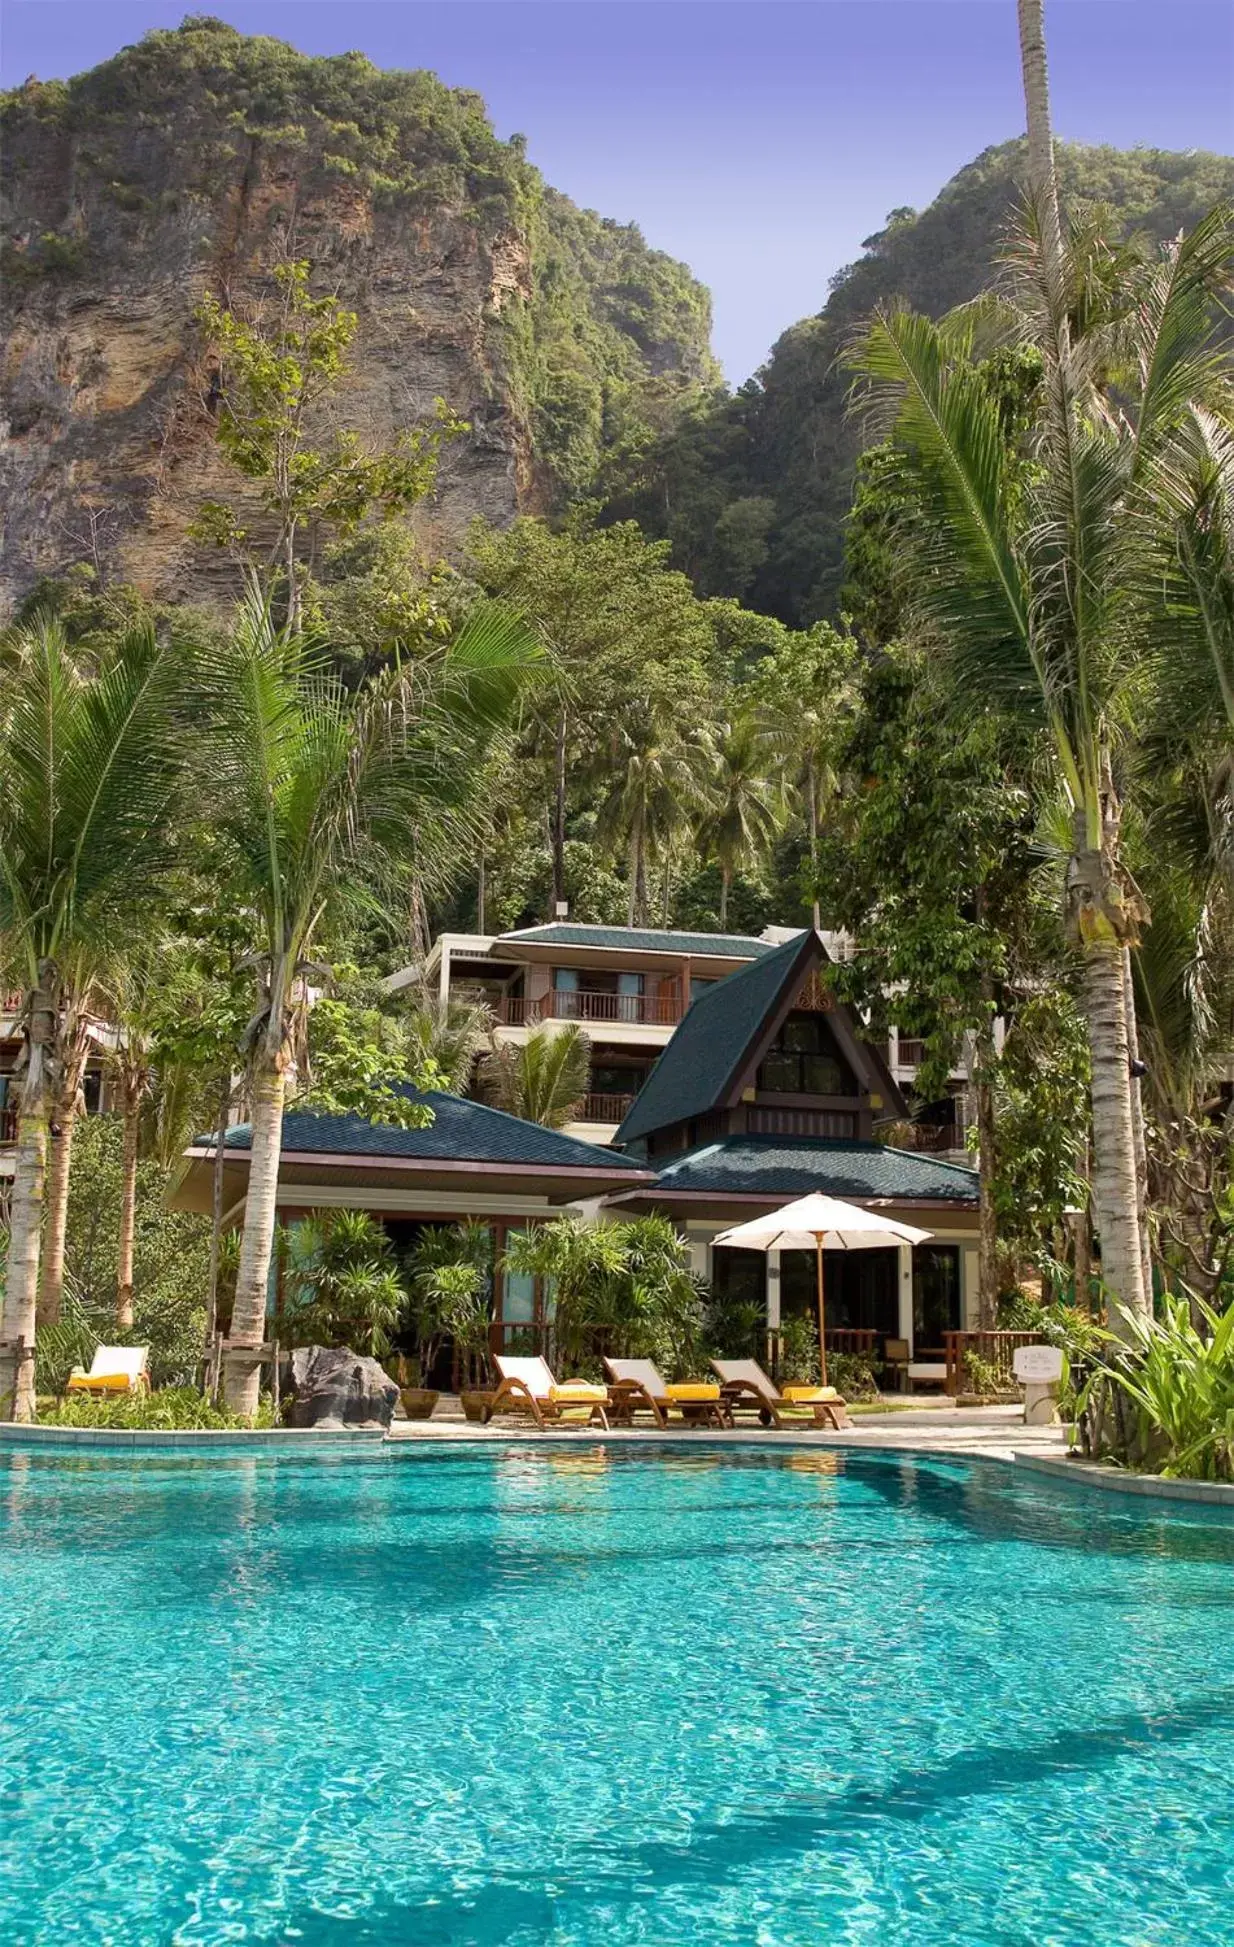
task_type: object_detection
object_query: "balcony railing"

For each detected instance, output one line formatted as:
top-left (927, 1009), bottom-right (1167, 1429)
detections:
top-left (893, 1038), bottom-right (927, 1067)
top-left (577, 1092), bottom-right (635, 1124)
top-left (0, 1106), bottom-right (16, 1146)
top-left (495, 991), bottom-right (682, 1028)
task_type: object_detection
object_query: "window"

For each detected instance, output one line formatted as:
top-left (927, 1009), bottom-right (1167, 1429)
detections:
top-left (913, 1245), bottom-right (961, 1348)
top-left (756, 1012), bottom-right (852, 1098)
top-left (690, 975), bottom-right (715, 1001)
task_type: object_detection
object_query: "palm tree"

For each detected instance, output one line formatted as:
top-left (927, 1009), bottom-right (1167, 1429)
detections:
top-left (400, 982), bottom-right (494, 1094)
top-left (479, 1024), bottom-right (590, 1128)
top-left (593, 710), bottom-right (715, 926)
top-left (853, 206), bottom-right (1234, 1329)
top-left (699, 719), bottom-right (784, 928)
top-left (203, 588), bottom-right (538, 1416)
top-left (0, 616), bottom-right (186, 1418)
top-left (1016, 0), bottom-right (1065, 300)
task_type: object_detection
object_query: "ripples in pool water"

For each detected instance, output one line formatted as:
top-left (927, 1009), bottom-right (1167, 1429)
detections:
top-left (1, 1444), bottom-right (1231, 1944)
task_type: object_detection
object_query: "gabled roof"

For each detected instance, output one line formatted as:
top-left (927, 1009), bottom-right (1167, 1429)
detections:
top-left (495, 923), bottom-right (777, 958)
top-left (217, 1088), bottom-right (649, 1174)
top-left (615, 929), bottom-right (902, 1147)
top-left (630, 1136), bottom-right (979, 1205)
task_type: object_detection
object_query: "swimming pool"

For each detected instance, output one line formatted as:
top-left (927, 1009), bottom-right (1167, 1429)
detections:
top-left (1, 1444), bottom-right (1231, 1945)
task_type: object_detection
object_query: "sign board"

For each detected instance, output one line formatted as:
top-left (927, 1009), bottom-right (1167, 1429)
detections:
top-left (1013, 1344), bottom-right (1063, 1384)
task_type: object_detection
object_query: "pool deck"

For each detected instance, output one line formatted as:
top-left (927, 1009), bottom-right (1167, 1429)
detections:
top-left (389, 1400), bottom-right (1068, 1461)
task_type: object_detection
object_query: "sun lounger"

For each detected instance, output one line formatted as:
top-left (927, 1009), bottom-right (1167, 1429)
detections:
top-left (483, 1355), bottom-right (609, 1429)
top-left (709, 1359), bottom-right (851, 1430)
top-left (603, 1358), bottom-right (731, 1428)
top-left (66, 1346), bottom-right (150, 1396)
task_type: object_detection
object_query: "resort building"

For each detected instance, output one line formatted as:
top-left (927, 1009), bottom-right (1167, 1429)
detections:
top-left (173, 924), bottom-right (983, 1367)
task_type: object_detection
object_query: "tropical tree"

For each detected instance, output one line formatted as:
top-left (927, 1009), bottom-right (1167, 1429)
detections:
top-left (746, 623), bottom-right (858, 928)
top-left (698, 718), bottom-right (784, 927)
top-left (478, 1023), bottom-right (590, 1129)
top-left (0, 615), bottom-right (187, 1418)
top-left (398, 981), bottom-right (494, 1094)
top-left (852, 201), bottom-right (1234, 1329)
top-left (282, 1210), bottom-right (407, 1360)
top-left (592, 707), bottom-right (715, 925)
top-left (202, 587), bottom-right (539, 1415)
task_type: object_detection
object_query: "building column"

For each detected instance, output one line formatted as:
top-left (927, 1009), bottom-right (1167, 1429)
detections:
top-left (962, 1247), bottom-right (981, 1331)
top-left (897, 1243), bottom-right (914, 1350)
top-left (766, 1248), bottom-right (781, 1331)
top-left (438, 941), bottom-right (450, 1009)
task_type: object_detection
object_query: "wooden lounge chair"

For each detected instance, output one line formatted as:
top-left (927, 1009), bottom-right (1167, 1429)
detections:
top-left (603, 1358), bottom-right (731, 1429)
top-left (709, 1359), bottom-right (852, 1430)
top-left (482, 1356), bottom-right (609, 1430)
top-left (66, 1346), bottom-right (150, 1396)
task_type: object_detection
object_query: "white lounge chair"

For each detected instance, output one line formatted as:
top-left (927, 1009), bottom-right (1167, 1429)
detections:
top-left (603, 1357), bottom-right (729, 1428)
top-left (483, 1355), bottom-right (609, 1429)
top-left (710, 1358), bottom-right (851, 1430)
top-left (66, 1346), bottom-right (150, 1396)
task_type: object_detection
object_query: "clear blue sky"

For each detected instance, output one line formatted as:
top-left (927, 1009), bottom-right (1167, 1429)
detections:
top-left (4, 2), bottom-right (1231, 381)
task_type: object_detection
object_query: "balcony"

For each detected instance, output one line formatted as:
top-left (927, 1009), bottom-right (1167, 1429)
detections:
top-left (577, 1091), bottom-right (636, 1125)
top-left (893, 1037), bottom-right (927, 1068)
top-left (494, 991), bottom-right (682, 1029)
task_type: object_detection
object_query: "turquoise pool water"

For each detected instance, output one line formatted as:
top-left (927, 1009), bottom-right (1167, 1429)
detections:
top-left (1, 1445), bottom-right (1232, 1946)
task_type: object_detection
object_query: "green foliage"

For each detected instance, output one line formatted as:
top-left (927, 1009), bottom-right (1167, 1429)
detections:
top-left (1080, 1295), bottom-right (1234, 1481)
top-left (478, 1023), bottom-right (590, 1129)
top-left (283, 1209), bottom-right (407, 1358)
top-left (988, 993), bottom-right (1091, 1256)
top-left (605, 141), bottom-right (1234, 622)
top-left (302, 965), bottom-right (440, 1127)
top-left (503, 1215), bottom-right (705, 1378)
top-left (3, 19), bottom-right (715, 510)
top-left (41, 1386), bottom-right (275, 1430)
top-left (403, 1222), bottom-right (494, 1376)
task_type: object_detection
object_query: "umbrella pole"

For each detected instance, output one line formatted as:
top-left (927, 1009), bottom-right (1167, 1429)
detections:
top-left (815, 1233), bottom-right (827, 1389)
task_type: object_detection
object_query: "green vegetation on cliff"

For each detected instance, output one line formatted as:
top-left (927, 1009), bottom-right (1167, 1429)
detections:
top-left (0, 17), bottom-right (715, 523)
top-left (603, 139), bottom-right (1234, 622)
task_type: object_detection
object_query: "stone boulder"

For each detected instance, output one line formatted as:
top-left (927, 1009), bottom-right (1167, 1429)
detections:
top-left (285, 1345), bottom-right (399, 1430)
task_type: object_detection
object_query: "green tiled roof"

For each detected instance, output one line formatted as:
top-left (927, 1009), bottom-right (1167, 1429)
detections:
top-left (497, 923), bottom-right (779, 957)
top-left (616, 932), bottom-right (812, 1144)
top-left (648, 1137), bottom-right (979, 1203)
top-left (219, 1089), bottom-right (648, 1173)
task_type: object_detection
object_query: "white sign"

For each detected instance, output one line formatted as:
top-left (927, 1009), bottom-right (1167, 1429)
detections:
top-left (1013, 1344), bottom-right (1063, 1384)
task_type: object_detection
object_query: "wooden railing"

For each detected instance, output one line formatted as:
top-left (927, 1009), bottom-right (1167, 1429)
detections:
top-left (495, 990), bottom-right (682, 1028)
top-left (0, 1106), bottom-right (16, 1146)
top-left (894, 1038), bottom-right (927, 1067)
top-left (577, 1092), bottom-right (635, 1124)
top-left (943, 1330), bottom-right (1044, 1396)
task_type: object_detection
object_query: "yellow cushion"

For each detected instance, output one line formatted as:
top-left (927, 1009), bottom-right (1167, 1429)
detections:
top-left (66, 1374), bottom-right (136, 1394)
top-left (550, 1384), bottom-right (607, 1403)
top-left (781, 1385), bottom-right (840, 1402)
top-left (664, 1383), bottom-right (721, 1402)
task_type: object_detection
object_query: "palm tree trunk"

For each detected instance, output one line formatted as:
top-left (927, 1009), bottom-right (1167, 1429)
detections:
top-left (973, 1043), bottom-right (1000, 1330)
top-left (116, 1077), bottom-right (140, 1331)
top-left (222, 1053), bottom-right (286, 1416)
top-left (1080, 939), bottom-right (1149, 1331)
top-left (719, 864), bottom-right (730, 929)
top-left (0, 1110), bottom-right (48, 1421)
top-left (36, 1095), bottom-right (77, 1329)
top-left (1016, 0), bottom-right (1066, 296)
top-left (808, 770), bottom-right (821, 931)
top-left (1122, 946), bottom-right (1153, 1302)
top-left (551, 709), bottom-right (568, 913)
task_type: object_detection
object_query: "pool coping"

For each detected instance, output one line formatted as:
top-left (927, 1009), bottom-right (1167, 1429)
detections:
top-left (1011, 1451), bottom-right (1234, 1508)
top-left (0, 1424), bottom-right (387, 1451)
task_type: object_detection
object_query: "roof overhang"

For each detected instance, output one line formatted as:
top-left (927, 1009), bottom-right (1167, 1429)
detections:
top-left (493, 938), bottom-right (759, 975)
top-left (171, 1144), bottom-right (655, 1216)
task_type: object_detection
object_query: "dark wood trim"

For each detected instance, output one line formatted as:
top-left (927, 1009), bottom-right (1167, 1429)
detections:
top-left (183, 1146), bottom-right (654, 1185)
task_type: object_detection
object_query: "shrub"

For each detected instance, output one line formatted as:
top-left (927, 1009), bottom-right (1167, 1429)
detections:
top-left (1077, 1295), bottom-right (1234, 1481)
top-left (282, 1210), bottom-right (408, 1359)
top-left (40, 1386), bottom-right (276, 1430)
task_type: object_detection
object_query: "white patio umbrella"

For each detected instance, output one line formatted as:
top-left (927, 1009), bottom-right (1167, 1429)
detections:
top-left (711, 1193), bottom-right (933, 1387)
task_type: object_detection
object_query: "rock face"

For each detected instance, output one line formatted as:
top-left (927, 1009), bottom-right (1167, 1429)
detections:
top-left (286, 1345), bottom-right (399, 1430)
top-left (0, 19), bottom-right (716, 614)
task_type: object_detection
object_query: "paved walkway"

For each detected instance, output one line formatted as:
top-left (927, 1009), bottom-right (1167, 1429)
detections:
top-left (388, 1399), bottom-right (1067, 1461)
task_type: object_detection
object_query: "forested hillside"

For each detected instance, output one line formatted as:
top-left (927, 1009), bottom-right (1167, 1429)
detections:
top-left (0, 17), bottom-right (715, 610)
top-left (605, 140), bottom-right (1234, 621)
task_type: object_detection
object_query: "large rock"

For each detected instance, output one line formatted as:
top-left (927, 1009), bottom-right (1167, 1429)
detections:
top-left (286, 1345), bottom-right (398, 1430)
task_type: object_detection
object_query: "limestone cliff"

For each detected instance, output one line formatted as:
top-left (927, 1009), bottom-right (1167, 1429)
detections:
top-left (0, 18), bottom-right (716, 612)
